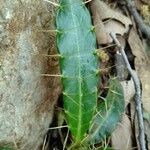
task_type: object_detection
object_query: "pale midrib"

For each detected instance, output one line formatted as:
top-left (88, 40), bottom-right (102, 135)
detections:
top-left (69, 0), bottom-right (82, 139)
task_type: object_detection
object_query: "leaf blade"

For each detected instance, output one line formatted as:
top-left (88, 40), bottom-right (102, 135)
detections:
top-left (56, 0), bottom-right (98, 142)
top-left (88, 78), bottom-right (125, 144)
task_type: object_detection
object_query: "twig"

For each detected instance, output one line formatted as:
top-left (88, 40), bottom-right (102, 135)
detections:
top-left (110, 32), bottom-right (146, 150)
top-left (84, 0), bottom-right (92, 4)
top-left (125, 0), bottom-right (150, 39)
top-left (43, 0), bottom-right (60, 7)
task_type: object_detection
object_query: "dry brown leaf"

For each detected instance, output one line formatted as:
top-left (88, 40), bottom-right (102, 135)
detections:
top-left (90, 0), bottom-right (132, 44)
top-left (135, 0), bottom-right (144, 10)
top-left (90, 1), bottom-right (112, 44)
top-left (130, 100), bottom-right (140, 150)
top-left (104, 20), bottom-right (130, 37)
top-left (117, 35), bottom-right (126, 47)
top-left (144, 120), bottom-right (150, 149)
top-left (91, 0), bottom-right (132, 27)
top-left (141, 0), bottom-right (150, 5)
top-left (121, 79), bottom-right (135, 107)
top-left (92, 11), bottom-right (111, 45)
top-left (128, 28), bottom-right (149, 71)
top-left (111, 115), bottom-right (133, 150)
top-left (133, 0), bottom-right (150, 10)
top-left (140, 68), bottom-right (150, 112)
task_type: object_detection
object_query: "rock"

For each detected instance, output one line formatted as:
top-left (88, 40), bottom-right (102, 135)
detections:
top-left (0, 0), bottom-right (61, 149)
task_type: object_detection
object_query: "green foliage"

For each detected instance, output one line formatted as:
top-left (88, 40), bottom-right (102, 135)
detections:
top-left (0, 147), bottom-right (13, 150)
top-left (88, 78), bottom-right (125, 144)
top-left (55, 0), bottom-right (125, 148)
top-left (56, 0), bottom-right (98, 142)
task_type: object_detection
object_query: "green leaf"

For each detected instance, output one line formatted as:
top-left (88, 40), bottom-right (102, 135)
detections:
top-left (0, 147), bottom-right (13, 150)
top-left (56, 0), bottom-right (98, 142)
top-left (88, 78), bottom-right (124, 144)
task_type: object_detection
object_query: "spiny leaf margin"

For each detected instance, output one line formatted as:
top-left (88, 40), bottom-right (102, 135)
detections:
top-left (88, 78), bottom-right (125, 144)
top-left (56, 0), bottom-right (98, 142)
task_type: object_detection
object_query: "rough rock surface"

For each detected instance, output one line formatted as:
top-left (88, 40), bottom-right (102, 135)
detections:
top-left (0, 0), bottom-right (60, 149)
